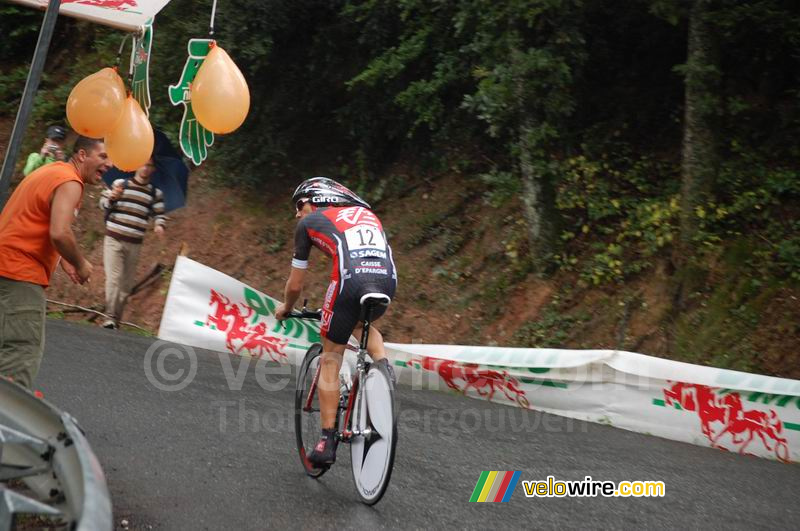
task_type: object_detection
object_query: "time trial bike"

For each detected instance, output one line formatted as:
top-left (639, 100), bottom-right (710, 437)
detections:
top-left (289, 294), bottom-right (398, 505)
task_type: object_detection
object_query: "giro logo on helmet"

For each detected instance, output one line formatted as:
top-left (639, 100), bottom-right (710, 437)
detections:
top-left (292, 176), bottom-right (371, 210)
top-left (312, 196), bottom-right (344, 204)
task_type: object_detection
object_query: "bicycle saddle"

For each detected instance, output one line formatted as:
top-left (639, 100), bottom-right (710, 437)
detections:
top-left (359, 293), bottom-right (391, 320)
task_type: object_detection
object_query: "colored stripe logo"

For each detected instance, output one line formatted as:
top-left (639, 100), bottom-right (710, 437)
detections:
top-left (469, 471), bottom-right (521, 502)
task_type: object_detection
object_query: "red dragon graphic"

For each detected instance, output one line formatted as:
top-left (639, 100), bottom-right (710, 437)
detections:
top-left (60, 0), bottom-right (139, 9)
top-left (407, 356), bottom-right (530, 408)
top-left (205, 289), bottom-right (288, 362)
top-left (663, 381), bottom-right (790, 462)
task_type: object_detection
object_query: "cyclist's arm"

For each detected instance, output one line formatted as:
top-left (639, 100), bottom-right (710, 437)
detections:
top-left (276, 219), bottom-right (312, 319)
top-left (286, 219), bottom-right (312, 307)
top-left (282, 267), bottom-right (306, 310)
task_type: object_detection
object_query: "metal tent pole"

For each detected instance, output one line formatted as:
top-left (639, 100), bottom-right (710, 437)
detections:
top-left (0, 0), bottom-right (62, 209)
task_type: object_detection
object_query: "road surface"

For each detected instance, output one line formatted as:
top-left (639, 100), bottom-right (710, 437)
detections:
top-left (36, 320), bottom-right (799, 529)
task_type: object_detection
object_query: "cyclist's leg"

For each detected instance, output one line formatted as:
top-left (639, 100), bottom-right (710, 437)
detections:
top-left (317, 278), bottom-right (360, 430)
top-left (307, 338), bottom-right (346, 465)
top-left (351, 323), bottom-right (386, 362)
top-left (309, 290), bottom-right (360, 465)
top-left (350, 278), bottom-right (394, 363)
top-left (318, 338), bottom-right (346, 430)
top-left (351, 321), bottom-right (398, 385)
top-left (351, 278), bottom-right (395, 374)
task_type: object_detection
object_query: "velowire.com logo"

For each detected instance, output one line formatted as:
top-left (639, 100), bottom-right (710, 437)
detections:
top-left (469, 471), bottom-right (522, 503)
top-left (470, 472), bottom-right (667, 501)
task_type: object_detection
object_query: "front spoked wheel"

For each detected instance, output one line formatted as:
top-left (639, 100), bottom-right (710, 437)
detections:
top-left (295, 344), bottom-right (327, 478)
top-left (350, 361), bottom-right (398, 505)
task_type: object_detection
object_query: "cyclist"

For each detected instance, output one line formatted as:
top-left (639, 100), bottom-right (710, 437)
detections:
top-left (275, 177), bottom-right (397, 466)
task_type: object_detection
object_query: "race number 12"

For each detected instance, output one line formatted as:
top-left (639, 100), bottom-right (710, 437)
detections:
top-left (345, 225), bottom-right (386, 251)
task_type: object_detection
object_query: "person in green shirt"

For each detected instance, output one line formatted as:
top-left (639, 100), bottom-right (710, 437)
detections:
top-left (22, 125), bottom-right (67, 176)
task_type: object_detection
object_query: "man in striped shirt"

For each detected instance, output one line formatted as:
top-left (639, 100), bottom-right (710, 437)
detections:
top-left (99, 158), bottom-right (166, 329)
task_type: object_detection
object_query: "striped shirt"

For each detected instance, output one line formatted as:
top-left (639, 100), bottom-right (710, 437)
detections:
top-left (100, 178), bottom-right (166, 244)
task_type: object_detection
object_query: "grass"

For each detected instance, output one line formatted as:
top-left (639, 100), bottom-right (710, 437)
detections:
top-left (213, 212), bottom-right (234, 227)
top-left (513, 306), bottom-right (590, 349)
top-left (671, 241), bottom-right (783, 374)
top-left (122, 326), bottom-right (155, 337)
top-left (260, 224), bottom-right (288, 254)
top-left (82, 228), bottom-right (103, 251)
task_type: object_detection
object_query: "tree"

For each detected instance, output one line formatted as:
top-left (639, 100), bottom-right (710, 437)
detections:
top-left (462, 1), bottom-right (586, 271)
top-left (649, 0), bottom-right (721, 304)
top-left (345, 1), bottom-right (586, 270)
top-left (677, 0), bottom-right (720, 261)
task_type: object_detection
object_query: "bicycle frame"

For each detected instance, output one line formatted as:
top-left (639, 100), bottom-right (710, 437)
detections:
top-left (302, 304), bottom-right (377, 444)
top-left (294, 298), bottom-right (396, 504)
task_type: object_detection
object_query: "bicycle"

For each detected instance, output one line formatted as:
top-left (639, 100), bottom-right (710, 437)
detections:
top-left (290, 294), bottom-right (398, 505)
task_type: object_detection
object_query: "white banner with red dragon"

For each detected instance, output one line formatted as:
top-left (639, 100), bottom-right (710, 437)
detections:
top-left (8, 0), bottom-right (171, 32)
top-left (158, 256), bottom-right (800, 463)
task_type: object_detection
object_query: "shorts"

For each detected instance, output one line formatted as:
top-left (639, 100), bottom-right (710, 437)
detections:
top-left (321, 275), bottom-right (396, 345)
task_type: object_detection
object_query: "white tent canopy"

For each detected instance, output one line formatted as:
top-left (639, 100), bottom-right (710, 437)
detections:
top-left (7, 0), bottom-right (171, 32)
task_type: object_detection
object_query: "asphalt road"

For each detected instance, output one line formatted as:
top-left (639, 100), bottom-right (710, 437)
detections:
top-left (36, 320), bottom-right (799, 530)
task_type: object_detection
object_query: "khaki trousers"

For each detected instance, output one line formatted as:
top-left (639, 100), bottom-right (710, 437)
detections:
top-left (104, 236), bottom-right (142, 322)
top-left (0, 276), bottom-right (46, 389)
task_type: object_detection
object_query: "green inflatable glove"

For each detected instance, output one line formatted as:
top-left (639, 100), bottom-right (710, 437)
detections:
top-left (169, 39), bottom-right (215, 166)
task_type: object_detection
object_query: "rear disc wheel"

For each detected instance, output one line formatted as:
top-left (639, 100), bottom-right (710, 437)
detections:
top-left (350, 361), bottom-right (398, 505)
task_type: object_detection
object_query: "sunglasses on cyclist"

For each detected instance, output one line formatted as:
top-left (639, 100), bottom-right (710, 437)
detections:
top-left (295, 198), bottom-right (311, 212)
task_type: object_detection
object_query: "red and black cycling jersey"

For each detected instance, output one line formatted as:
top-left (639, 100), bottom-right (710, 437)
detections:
top-left (292, 206), bottom-right (396, 282)
top-left (292, 206), bottom-right (397, 344)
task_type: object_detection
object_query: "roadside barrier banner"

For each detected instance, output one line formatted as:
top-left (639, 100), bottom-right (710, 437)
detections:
top-left (159, 257), bottom-right (800, 463)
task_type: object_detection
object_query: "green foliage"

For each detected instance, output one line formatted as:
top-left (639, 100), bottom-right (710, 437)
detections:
top-left (691, 154), bottom-right (800, 281)
top-left (1, 0), bottom-right (797, 188)
top-left (123, 326), bottom-right (156, 337)
top-left (672, 266), bottom-right (781, 374)
top-left (30, 74), bottom-right (75, 129)
top-left (82, 229), bottom-right (103, 251)
top-left (478, 273), bottom-right (513, 319)
top-left (479, 170), bottom-right (520, 207)
top-left (406, 203), bottom-right (471, 260)
top-left (513, 304), bottom-right (590, 348)
top-left (0, 6), bottom-right (42, 61)
top-left (501, 217), bottom-right (532, 271)
top-left (260, 224), bottom-right (288, 254)
top-left (776, 228), bottom-right (800, 282)
top-left (360, 173), bottom-right (410, 207)
top-left (554, 153), bottom-right (681, 284)
top-left (0, 66), bottom-right (29, 115)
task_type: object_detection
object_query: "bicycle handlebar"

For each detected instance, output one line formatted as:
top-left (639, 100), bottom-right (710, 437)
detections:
top-left (286, 308), bottom-right (322, 320)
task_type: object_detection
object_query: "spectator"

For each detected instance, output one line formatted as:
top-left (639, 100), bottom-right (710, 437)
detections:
top-left (23, 125), bottom-right (67, 176)
top-left (99, 158), bottom-right (167, 329)
top-left (0, 136), bottom-right (110, 389)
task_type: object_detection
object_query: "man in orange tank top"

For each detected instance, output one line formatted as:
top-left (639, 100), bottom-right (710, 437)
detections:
top-left (0, 136), bottom-right (111, 389)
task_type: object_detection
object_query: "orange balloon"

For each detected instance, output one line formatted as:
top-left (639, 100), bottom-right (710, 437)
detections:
top-left (110, 68), bottom-right (126, 98)
top-left (66, 67), bottom-right (126, 138)
top-left (191, 44), bottom-right (250, 134)
top-left (105, 96), bottom-right (154, 172)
